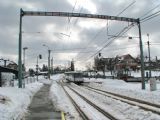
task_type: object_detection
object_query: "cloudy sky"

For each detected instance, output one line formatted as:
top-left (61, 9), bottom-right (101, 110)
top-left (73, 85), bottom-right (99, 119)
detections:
top-left (0, 0), bottom-right (160, 70)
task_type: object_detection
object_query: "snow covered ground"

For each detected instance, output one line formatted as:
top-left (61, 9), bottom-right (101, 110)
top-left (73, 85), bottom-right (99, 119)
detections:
top-left (0, 81), bottom-right (43, 120)
top-left (50, 74), bottom-right (81, 120)
top-left (86, 78), bottom-right (160, 105)
top-left (70, 83), bottom-right (160, 120)
top-left (49, 74), bottom-right (160, 120)
top-left (1, 73), bottom-right (160, 120)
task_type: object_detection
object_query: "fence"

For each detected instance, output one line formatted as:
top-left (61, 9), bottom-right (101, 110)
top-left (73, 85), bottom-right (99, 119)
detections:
top-left (2, 76), bottom-right (37, 87)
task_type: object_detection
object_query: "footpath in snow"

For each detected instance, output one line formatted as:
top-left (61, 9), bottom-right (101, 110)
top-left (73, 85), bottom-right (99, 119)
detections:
top-left (25, 81), bottom-right (61, 120)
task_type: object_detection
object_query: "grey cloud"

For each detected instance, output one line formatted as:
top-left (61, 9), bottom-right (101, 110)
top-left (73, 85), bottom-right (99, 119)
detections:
top-left (0, 0), bottom-right (160, 69)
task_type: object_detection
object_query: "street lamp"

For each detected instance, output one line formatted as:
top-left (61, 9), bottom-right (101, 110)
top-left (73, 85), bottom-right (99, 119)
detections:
top-left (43, 44), bottom-right (51, 79)
top-left (0, 58), bottom-right (9, 67)
top-left (36, 54), bottom-right (42, 81)
top-left (147, 33), bottom-right (151, 78)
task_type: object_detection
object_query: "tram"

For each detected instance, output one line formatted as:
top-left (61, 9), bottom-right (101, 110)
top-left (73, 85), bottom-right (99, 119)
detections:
top-left (65, 71), bottom-right (84, 84)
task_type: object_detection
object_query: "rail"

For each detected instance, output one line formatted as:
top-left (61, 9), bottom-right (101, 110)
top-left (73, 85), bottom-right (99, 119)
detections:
top-left (84, 85), bottom-right (160, 115)
top-left (59, 82), bottom-right (89, 120)
top-left (68, 86), bottom-right (118, 120)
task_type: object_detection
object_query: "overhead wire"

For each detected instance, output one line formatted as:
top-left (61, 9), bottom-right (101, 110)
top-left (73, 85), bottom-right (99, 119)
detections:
top-left (81, 1), bottom-right (160, 63)
top-left (76, 1), bottom-right (136, 62)
top-left (116, 1), bottom-right (136, 17)
top-left (140, 2), bottom-right (160, 18)
top-left (141, 9), bottom-right (160, 22)
top-left (66, 0), bottom-right (78, 39)
top-left (85, 23), bottom-right (135, 61)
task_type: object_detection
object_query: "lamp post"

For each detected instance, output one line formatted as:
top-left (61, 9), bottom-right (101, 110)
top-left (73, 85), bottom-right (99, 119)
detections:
top-left (43, 44), bottom-right (51, 79)
top-left (0, 58), bottom-right (9, 67)
top-left (147, 33), bottom-right (151, 78)
top-left (36, 54), bottom-right (42, 81)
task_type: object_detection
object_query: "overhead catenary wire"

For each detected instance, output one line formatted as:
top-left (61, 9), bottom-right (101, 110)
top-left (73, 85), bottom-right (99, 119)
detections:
top-left (80, 2), bottom-right (160, 63)
top-left (140, 2), bottom-right (160, 18)
top-left (140, 9), bottom-right (160, 23)
top-left (75, 1), bottom-right (136, 61)
top-left (78, 23), bottom-right (135, 64)
top-left (116, 0), bottom-right (136, 17)
top-left (84, 23), bottom-right (135, 61)
top-left (78, 22), bottom-right (135, 62)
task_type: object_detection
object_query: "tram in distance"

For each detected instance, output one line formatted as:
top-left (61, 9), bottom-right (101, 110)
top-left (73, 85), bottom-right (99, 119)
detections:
top-left (64, 71), bottom-right (84, 84)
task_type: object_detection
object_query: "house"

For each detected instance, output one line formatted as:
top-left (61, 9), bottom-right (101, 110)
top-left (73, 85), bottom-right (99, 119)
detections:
top-left (114, 54), bottom-right (139, 71)
top-left (7, 62), bottom-right (18, 70)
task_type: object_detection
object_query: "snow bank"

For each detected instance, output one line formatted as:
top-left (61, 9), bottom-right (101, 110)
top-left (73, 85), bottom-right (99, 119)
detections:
top-left (88, 78), bottom-right (160, 105)
top-left (0, 82), bottom-right (43, 120)
top-left (51, 74), bottom-right (64, 81)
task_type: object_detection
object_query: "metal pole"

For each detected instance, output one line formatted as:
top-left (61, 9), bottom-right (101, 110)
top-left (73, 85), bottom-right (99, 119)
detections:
top-left (36, 56), bottom-right (38, 81)
top-left (23, 49), bottom-right (25, 67)
top-left (0, 72), bottom-right (2, 87)
top-left (138, 19), bottom-right (145, 89)
top-left (23, 48), bottom-right (25, 86)
top-left (4, 60), bottom-right (7, 67)
top-left (18, 8), bottom-right (23, 88)
top-left (51, 57), bottom-right (53, 74)
top-left (147, 34), bottom-right (151, 78)
top-left (48, 50), bottom-right (51, 79)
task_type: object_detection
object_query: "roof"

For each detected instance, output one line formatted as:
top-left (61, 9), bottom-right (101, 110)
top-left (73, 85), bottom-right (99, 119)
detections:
top-left (65, 71), bottom-right (83, 74)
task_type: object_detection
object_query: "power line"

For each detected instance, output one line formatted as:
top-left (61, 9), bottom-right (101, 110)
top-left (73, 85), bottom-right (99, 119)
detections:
top-left (66, 0), bottom-right (78, 42)
top-left (81, 2), bottom-right (160, 63)
top-left (81, 23), bottom-right (135, 61)
top-left (80, 4), bottom-right (160, 63)
top-left (116, 1), bottom-right (136, 17)
top-left (75, 1), bottom-right (136, 61)
top-left (140, 9), bottom-right (160, 22)
top-left (84, 23), bottom-right (135, 62)
top-left (140, 3), bottom-right (160, 18)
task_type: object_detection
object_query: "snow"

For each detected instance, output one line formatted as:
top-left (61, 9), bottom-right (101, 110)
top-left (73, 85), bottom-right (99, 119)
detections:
top-left (50, 74), bottom-right (81, 120)
top-left (70, 83), bottom-right (160, 120)
top-left (49, 73), bottom-right (160, 119)
top-left (64, 86), bottom-right (110, 120)
top-left (0, 81), bottom-right (43, 120)
top-left (1, 73), bottom-right (160, 120)
top-left (87, 78), bottom-right (160, 105)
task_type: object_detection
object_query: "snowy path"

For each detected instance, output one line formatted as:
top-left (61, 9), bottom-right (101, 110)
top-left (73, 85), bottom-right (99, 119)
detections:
top-left (25, 84), bottom-right (61, 120)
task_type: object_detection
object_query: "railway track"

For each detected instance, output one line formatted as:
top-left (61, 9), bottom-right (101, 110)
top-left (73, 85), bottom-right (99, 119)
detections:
top-left (83, 85), bottom-right (160, 115)
top-left (59, 81), bottom-right (118, 120)
top-left (60, 83), bottom-right (89, 120)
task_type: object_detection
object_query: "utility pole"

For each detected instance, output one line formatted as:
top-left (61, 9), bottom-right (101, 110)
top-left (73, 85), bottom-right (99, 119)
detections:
top-left (51, 57), bottom-right (53, 74)
top-left (18, 8), bottom-right (23, 88)
top-left (48, 50), bottom-right (51, 79)
top-left (0, 72), bottom-right (2, 87)
top-left (43, 44), bottom-right (51, 79)
top-left (138, 19), bottom-right (145, 90)
top-left (36, 54), bottom-right (42, 81)
top-left (147, 33), bottom-right (151, 78)
top-left (0, 59), bottom-right (9, 67)
top-left (36, 56), bottom-right (39, 81)
top-left (4, 60), bottom-right (8, 67)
